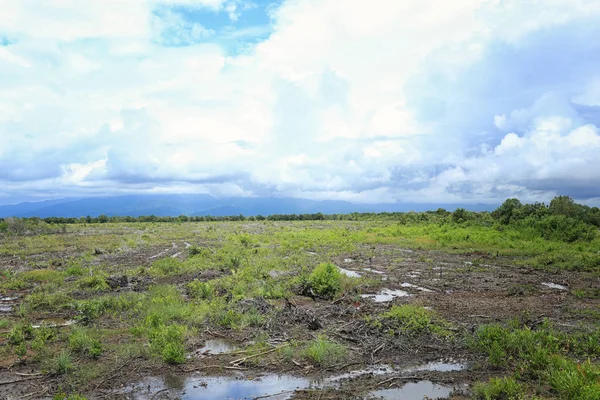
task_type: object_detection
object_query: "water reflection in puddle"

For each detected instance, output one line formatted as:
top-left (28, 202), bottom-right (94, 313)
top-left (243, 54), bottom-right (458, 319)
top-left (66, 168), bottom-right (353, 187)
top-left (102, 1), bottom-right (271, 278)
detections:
top-left (31, 319), bottom-right (76, 329)
top-left (361, 289), bottom-right (411, 302)
top-left (370, 381), bottom-right (453, 399)
top-left (337, 267), bottom-right (361, 278)
top-left (344, 258), bottom-right (354, 263)
top-left (400, 282), bottom-right (433, 292)
top-left (0, 305), bottom-right (12, 313)
top-left (124, 375), bottom-right (311, 400)
top-left (404, 362), bottom-right (466, 373)
top-left (326, 365), bottom-right (395, 383)
top-left (195, 339), bottom-right (238, 355)
top-left (542, 282), bottom-right (568, 290)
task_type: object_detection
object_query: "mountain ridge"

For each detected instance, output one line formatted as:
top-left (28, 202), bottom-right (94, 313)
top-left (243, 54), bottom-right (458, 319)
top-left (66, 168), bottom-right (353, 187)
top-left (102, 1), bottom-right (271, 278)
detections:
top-left (0, 194), bottom-right (497, 218)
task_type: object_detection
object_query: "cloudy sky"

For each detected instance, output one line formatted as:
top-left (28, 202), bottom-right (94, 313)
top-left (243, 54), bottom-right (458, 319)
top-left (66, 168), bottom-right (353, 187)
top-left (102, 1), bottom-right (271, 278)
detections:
top-left (1, 0), bottom-right (600, 206)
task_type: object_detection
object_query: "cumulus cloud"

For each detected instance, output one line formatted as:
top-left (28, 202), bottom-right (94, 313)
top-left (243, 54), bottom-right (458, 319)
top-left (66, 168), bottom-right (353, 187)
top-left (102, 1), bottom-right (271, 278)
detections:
top-left (1, 0), bottom-right (600, 205)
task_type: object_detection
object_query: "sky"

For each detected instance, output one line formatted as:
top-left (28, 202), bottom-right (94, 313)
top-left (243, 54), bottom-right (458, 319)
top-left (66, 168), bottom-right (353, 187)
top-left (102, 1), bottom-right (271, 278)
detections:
top-left (1, 0), bottom-right (600, 206)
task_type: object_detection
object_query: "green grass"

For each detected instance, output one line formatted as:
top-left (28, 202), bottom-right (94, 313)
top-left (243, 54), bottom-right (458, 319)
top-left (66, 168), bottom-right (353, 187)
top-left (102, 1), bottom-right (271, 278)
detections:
top-left (373, 305), bottom-right (454, 338)
top-left (472, 320), bottom-right (600, 399)
top-left (69, 327), bottom-right (103, 358)
top-left (302, 336), bottom-right (348, 366)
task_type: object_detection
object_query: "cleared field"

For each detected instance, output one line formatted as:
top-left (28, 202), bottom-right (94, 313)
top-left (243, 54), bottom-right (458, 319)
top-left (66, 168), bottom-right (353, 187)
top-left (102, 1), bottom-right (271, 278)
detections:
top-left (0, 217), bottom-right (598, 399)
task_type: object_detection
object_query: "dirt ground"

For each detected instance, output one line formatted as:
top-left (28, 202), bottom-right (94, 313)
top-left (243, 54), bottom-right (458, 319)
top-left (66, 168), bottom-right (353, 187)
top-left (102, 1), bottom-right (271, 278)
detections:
top-left (0, 237), bottom-right (598, 400)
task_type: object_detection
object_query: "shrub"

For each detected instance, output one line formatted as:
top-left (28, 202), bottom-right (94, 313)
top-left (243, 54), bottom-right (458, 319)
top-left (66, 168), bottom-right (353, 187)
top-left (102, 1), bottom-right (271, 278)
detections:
top-left (305, 262), bottom-right (342, 299)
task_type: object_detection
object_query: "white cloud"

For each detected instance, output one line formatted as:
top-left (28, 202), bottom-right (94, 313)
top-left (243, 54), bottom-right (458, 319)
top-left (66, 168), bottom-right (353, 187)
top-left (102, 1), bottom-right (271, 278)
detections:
top-left (2, 0), bottom-right (600, 205)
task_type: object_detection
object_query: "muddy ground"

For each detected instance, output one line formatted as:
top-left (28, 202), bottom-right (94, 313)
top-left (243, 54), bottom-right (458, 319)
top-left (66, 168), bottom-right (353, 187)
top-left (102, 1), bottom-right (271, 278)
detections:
top-left (0, 232), bottom-right (598, 400)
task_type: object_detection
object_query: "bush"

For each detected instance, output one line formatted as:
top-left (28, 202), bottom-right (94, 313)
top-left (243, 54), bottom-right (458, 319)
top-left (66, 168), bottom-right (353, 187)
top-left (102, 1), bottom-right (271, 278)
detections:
top-left (148, 324), bottom-right (186, 364)
top-left (305, 262), bottom-right (342, 299)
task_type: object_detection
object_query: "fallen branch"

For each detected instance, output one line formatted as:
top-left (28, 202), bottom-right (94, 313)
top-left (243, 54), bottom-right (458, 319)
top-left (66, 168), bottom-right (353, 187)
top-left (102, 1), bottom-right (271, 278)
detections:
top-left (230, 343), bottom-right (290, 366)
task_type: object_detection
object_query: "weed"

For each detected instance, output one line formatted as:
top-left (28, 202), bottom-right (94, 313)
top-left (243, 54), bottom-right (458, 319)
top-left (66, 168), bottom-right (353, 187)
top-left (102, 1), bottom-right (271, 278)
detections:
top-left (186, 280), bottom-right (215, 300)
top-left (572, 287), bottom-right (600, 299)
top-left (77, 275), bottom-right (109, 292)
top-left (303, 336), bottom-right (347, 366)
top-left (148, 324), bottom-right (186, 364)
top-left (51, 351), bottom-right (74, 375)
top-left (151, 258), bottom-right (183, 276)
top-left (473, 376), bottom-right (525, 399)
top-left (377, 305), bottom-right (453, 338)
top-left (69, 327), bottom-right (103, 358)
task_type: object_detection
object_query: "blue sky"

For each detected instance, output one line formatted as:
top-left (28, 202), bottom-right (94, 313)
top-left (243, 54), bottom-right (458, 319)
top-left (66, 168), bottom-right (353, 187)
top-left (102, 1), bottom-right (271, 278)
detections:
top-left (1, 0), bottom-right (600, 205)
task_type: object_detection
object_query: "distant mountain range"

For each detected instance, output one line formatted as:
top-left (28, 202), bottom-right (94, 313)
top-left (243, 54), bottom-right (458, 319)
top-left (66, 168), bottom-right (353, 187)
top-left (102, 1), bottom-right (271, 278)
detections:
top-left (0, 195), bottom-right (497, 218)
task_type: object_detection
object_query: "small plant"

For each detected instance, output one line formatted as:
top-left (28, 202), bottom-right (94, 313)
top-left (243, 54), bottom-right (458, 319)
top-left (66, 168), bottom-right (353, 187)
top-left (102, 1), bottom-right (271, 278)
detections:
top-left (148, 324), bottom-right (186, 364)
top-left (303, 336), bottom-right (347, 366)
top-left (377, 305), bottom-right (453, 338)
top-left (305, 262), bottom-right (342, 299)
top-left (473, 376), bottom-right (524, 400)
top-left (151, 258), bottom-right (183, 276)
top-left (77, 275), bottom-right (109, 292)
top-left (52, 351), bottom-right (74, 375)
top-left (188, 246), bottom-right (204, 256)
top-left (186, 280), bottom-right (215, 300)
top-left (69, 327), bottom-right (102, 358)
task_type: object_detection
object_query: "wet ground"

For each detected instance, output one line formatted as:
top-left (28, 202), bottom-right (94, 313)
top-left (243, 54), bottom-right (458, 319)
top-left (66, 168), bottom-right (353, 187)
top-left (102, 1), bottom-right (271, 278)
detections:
top-left (0, 234), bottom-right (598, 399)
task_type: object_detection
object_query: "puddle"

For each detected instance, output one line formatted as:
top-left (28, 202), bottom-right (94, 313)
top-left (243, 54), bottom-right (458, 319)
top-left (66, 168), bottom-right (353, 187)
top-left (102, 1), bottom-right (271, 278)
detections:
top-left (123, 374), bottom-right (311, 400)
top-left (399, 249), bottom-right (414, 253)
top-left (0, 297), bottom-right (18, 302)
top-left (337, 267), bottom-right (361, 278)
top-left (404, 362), bottom-right (466, 373)
top-left (0, 305), bottom-right (12, 313)
top-left (171, 252), bottom-right (182, 258)
top-left (343, 258), bottom-right (354, 263)
top-left (31, 319), bottom-right (76, 329)
top-left (400, 282), bottom-right (433, 292)
top-left (184, 242), bottom-right (192, 248)
top-left (370, 381), bottom-right (453, 400)
top-left (361, 289), bottom-right (411, 302)
top-left (326, 364), bottom-right (395, 383)
top-left (542, 282), bottom-right (568, 290)
top-left (195, 339), bottom-right (238, 355)
top-left (306, 251), bottom-right (317, 255)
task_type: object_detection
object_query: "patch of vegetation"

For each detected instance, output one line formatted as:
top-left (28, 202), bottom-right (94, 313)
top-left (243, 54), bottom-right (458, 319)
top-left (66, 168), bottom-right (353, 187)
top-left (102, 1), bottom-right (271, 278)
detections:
top-left (151, 258), bottom-right (183, 276)
top-left (77, 275), bottom-right (109, 292)
top-left (69, 327), bottom-right (103, 358)
top-left (572, 287), bottom-right (600, 299)
top-left (374, 305), bottom-right (454, 338)
top-left (302, 262), bottom-right (343, 299)
top-left (147, 323), bottom-right (187, 364)
top-left (51, 351), bottom-right (74, 375)
top-left (472, 320), bottom-right (600, 399)
top-left (302, 336), bottom-right (347, 366)
top-left (473, 376), bottom-right (525, 400)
